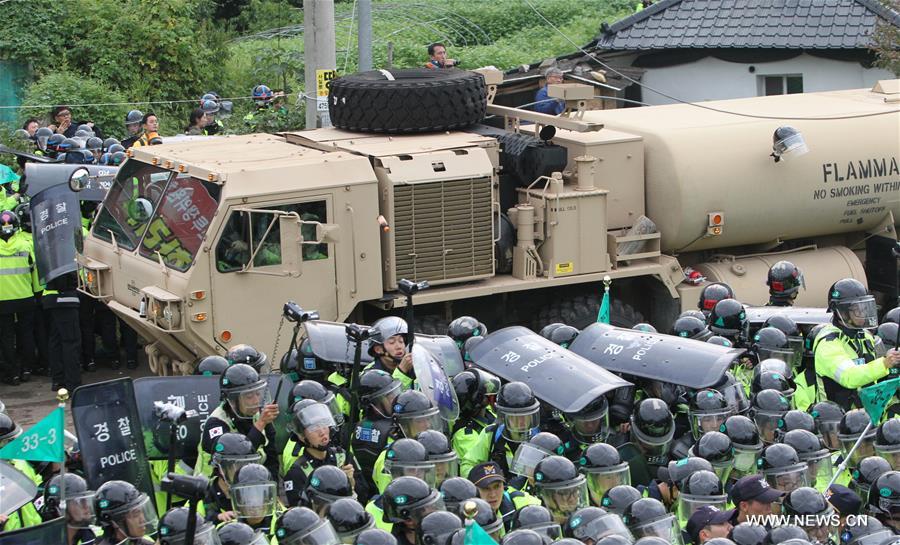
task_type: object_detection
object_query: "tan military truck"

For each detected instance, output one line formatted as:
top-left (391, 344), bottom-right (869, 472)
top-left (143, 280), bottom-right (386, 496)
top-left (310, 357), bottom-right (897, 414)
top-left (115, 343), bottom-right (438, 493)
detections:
top-left (77, 72), bottom-right (900, 375)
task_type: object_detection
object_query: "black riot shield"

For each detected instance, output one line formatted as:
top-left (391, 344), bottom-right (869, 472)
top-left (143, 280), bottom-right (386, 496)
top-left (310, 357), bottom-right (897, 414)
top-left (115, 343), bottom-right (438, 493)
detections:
top-left (304, 321), bottom-right (374, 365)
top-left (71, 378), bottom-right (155, 510)
top-left (0, 461), bottom-right (38, 516)
top-left (133, 376), bottom-right (219, 460)
top-left (0, 516), bottom-right (66, 545)
top-left (468, 326), bottom-right (633, 413)
top-left (744, 306), bottom-right (832, 329)
top-left (29, 184), bottom-right (81, 285)
top-left (569, 323), bottom-right (744, 389)
top-left (415, 334), bottom-right (466, 378)
top-left (411, 344), bottom-right (460, 422)
top-left (22, 162), bottom-right (115, 201)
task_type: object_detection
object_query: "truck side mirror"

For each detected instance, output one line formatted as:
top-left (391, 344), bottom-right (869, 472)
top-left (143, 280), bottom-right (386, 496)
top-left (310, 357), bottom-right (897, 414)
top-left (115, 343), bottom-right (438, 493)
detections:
top-left (68, 167), bottom-right (90, 192)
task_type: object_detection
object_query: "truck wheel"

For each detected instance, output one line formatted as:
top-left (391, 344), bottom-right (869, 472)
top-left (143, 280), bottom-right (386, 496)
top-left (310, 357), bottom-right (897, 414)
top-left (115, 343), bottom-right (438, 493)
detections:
top-left (533, 294), bottom-right (645, 331)
top-left (413, 315), bottom-right (449, 336)
top-left (328, 69), bottom-right (487, 134)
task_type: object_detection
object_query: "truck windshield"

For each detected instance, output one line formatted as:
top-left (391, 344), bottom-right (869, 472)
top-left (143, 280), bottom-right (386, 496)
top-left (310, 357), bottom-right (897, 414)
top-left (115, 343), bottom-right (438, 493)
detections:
top-left (94, 160), bottom-right (221, 271)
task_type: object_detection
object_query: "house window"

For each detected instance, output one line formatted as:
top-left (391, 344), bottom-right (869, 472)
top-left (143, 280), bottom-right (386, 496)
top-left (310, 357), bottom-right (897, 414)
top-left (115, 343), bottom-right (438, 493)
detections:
top-left (760, 75), bottom-right (803, 96)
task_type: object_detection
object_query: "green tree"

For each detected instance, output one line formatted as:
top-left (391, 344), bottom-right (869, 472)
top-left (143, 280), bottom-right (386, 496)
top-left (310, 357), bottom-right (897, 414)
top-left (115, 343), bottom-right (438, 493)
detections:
top-left (20, 71), bottom-right (129, 138)
top-left (870, 0), bottom-right (900, 75)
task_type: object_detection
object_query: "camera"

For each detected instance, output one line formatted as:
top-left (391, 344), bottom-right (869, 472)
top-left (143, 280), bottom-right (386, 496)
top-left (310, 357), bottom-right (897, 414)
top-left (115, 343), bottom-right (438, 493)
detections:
top-left (397, 279), bottom-right (430, 297)
top-left (345, 323), bottom-right (371, 343)
top-left (161, 473), bottom-right (208, 501)
top-left (153, 401), bottom-right (197, 424)
top-left (283, 301), bottom-right (319, 323)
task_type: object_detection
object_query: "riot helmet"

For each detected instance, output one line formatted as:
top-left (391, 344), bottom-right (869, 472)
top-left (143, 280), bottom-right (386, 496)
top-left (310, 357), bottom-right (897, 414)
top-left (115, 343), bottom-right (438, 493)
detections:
top-left (464, 497), bottom-right (504, 538)
top-left (34, 126), bottom-right (53, 150)
top-left (632, 323), bottom-right (657, 333)
top-left (417, 430), bottom-right (459, 485)
top-left (231, 463), bottom-right (277, 521)
top-left (535, 456), bottom-right (589, 523)
top-left (359, 369), bottom-right (402, 418)
top-left (751, 328), bottom-right (796, 365)
top-left (750, 389), bottom-right (790, 444)
top-left (419, 511), bottom-right (462, 545)
top-left (673, 315), bottom-right (713, 341)
top-left (884, 306), bottom-right (900, 325)
top-left (677, 470), bottom-right (727, 529)
top-left (579, 442), bottom-right (630, 505)
top-left (876, 323), bottom-right (899, 356)
top-left (750, 365), bottom-right (794, 400)
top-left (292, 380), bottom-right (343, 427)
top-left (540, 323), bottom-right (565, 340)
top-left (220, 363), bottom-right (269, 419)
top-left (828, 279), bottom-right (877, 330)
top-left (252, 84), bottom-right (274, 106)
top-left (211, 432), bottom-right (260, 484)
top-left (680, 310), bottom-right (708, 322)
top-left (394, 390), bottom-right (445, 438)
top-left (439, 477), bottom-right (476, 514)
top-left (45, 133), bottom-right (65, 156)
top-left (275, 507), bottom-right (341, 545)
top-left (85, 136), bottom-right (103, 151)
top-left (690, 431), bottom-right (735, 482)
top-left (876, 418), bottom-right (900, 470)
top-left (852, 456), bottom-right (892, 502)
top-left (666, 457), bottom-right (714, 488)
top-left (548, 325), bottom-right (580, 349)
top-left (109, 150), bottom-right (127, 166)
top-left (759, 443), bottom-right (809, 493)
top-left (600, 485), bottom-right (642, 516)
top-left (782, 429), bottom-right (833, 490)
top-left (0, 210), bottom-right (19, 240)
top-left (158, 506), bottom-right (219, 545)
top-left (564, 506), bottom-right (633, 543)
top-left (763, 525), bottom-right (808, 545)
top-left (512, 505), bottom-right (562, 544)
top-left (101, 137), bottom-right (119, 151)
top-left (708, 336), bottom-right (735, 347)
top-left (699, 283), bottom-right (735, 314)
top-left (780, 410), bottom-right (817, 436)
top-left (42, 473), bottom-right (95, 528)
top-left (629, 398), bottom-right (675, 459)
top-left (368, 316), bottom-right (411, 360)
top-left (307, 465), bottom-right (355, 513)
top-left (197, 355), bottom-right (230, 376)
top-left (218, 521), bottom-right (270, 545)
top-left (869, 471), bottom-right (900, 527)
top-left (767, 261), bottom-right (804, 304)
top-left (227, 344), bottom-right (268, 372)
top-left (762, 315), bottom-right (804, 366)
top-left (622, 497), bottom-right (683, 545)
top-left (729, 523), bottom-right (767, 545)
top-left (496, 381), bottom-right (540, 443)
top-left (0, 412), bottom-right (22, 445)
top-left (782, 487), bottom-right (836, 544)
top-left (384, 438), bottom-right (436, 487)
top-left (838, 515), bottom-right (895, 545)
top-left (566, 396), bottom-right (610, 445)
top-left (715, 371), bottom-right (751, 414)
top-left (642, 380), bottom-right (686, 409)
top-left (201, 99), bottom-right (220, 115)
top-left (452, 369), bottom-right (500, 420)
top-left (354, 529), bottom-right (397, 545)
top-left (708, 299), bottom-right (749, 343)
top-left (447, 316), bottom-right (487, 351)
top-left (94, 480), bottom-right (158, 538)
top-left (501, 529), bottom-right (546, 545)
top-left (326, 498), bottom-right (375, 545)
top-left (689, 388), bottom-right (735, 441)
top-left (809, 400), bottom-right (845, 451)
top-left (125, 109), bottom-right (144, 131)
top-left (838, 409), bottom-right (877, 468)
top-left (382, 476), bottom-right (444, 527)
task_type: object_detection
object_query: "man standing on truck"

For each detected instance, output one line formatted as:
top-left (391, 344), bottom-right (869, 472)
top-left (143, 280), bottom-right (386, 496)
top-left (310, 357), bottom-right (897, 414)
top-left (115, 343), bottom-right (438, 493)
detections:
top-left (814, 278), bottom-right (900, 410)
top-left (424, 43), bottom-right (457, 69)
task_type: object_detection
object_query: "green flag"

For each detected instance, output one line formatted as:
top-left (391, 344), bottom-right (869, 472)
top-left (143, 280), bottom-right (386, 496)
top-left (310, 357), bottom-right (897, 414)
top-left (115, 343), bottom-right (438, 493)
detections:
top-left (464, 521), bottom-right (496, 545)
top-left (597, 287), bottom-right (611, 324)
top-left (0, 407), bottom-right (65, 463)
top-left (859, 377), bottom-right (900, 425)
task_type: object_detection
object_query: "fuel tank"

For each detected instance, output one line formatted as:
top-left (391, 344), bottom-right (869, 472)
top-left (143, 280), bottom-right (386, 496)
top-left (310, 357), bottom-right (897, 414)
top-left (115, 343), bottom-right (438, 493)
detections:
top-left (582, 84), bottom-right (900, 252)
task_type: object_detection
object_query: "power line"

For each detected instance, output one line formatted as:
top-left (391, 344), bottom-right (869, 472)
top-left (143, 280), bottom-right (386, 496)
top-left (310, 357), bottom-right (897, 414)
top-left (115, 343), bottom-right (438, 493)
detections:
top-left (523, 0), bottom-right (900, 121)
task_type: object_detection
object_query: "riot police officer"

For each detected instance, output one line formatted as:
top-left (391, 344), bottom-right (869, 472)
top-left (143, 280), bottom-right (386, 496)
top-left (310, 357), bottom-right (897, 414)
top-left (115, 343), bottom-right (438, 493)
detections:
top-left (533, 456), bottom-right (588, 524)
top-left (689, 431), bottom-right (734, 482)
top-left (672, 315), bottom-right (713, 341)
top-left (158, 506), bottom-right (220, 545)
top-left (121, 110), bottom-right (144, 149)
top-left (417, 429), bottom-right (460, 486)
top-left (306, 465), bottom-right (355, 514)
top-left (867, 470), bottom-right (900, 533)
top-left (231, 463), bottom-right (280, 533)
top-left (814, 278), bottom-right (900, 409)
top-left (373, 437), bottom-right (433, 494)
top-left (621, 497), bottom-right (681, 543)
top-left (275, 507), bottom-right (341, 545)
top-left (563, 506), bottom-right (632, 544)
top-left (39, 472), bottom-right (97, 545)
top-left (353, 370), bottom-right (402, 484)
top-left (850, 456), bottom-right (891, 502)
top-left (708, 299), bottom-right (750, 346)
top-left (197, 354), bottom-right (230, 376)
top-left (203, 432), bottom-right (261, 523)
top-left (699, 283), bottom-right (735, 316)
top-left (578, 443), bottom-right (630, 507)
top-left (759, 443), bottom-right (808, 493)
top-left (450, 368), bottom-right (500, 457)
top-left (875, 418), bottom-right (900, 470)
top-left (750, 389), bottom-right (790, 445)
top-left (381, 476), bottom-right (443, 545)
top-left (326, 497), bottom-right (376, 543)
top-left (677, 470), bottom-right (728, 529)
top-left (367, 316), bottom-right (415, 388)
top-left (782, 487), bottom-right (837, 544)
top-left (464, 497), bottom-right (505, 541)
top-left (226, 344), bottom-right (268, 372)
top-left (0, 209), bottom-right (39, 386)
top-left (93, 480), bottom-right (158, 545)
top-left (420, 511), bottom-right (462, 545)
top-left (766, 261), bottom-right (805, 307)
top-left (447, 316), bottom-right (487, 357)
top-left (439, 477), bottom-right (477, 514)
top-left (628, 398), bottom-right (676, 471)
top-left (598, 485), bottom-right (642, 516)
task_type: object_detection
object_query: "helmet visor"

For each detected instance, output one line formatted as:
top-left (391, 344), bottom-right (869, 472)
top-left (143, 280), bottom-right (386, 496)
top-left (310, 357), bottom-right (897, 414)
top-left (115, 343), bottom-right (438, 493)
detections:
top-left (753, 411), bottom-right (786, 444)
top-left (711, 459), bottom-right (734, 483)
top-left (764, 465), bottom-right (809, 493)
top-left (500, 408), bottom-right (540, 443)
top-left (570, 513), bottom-right (633, 542)
top-left (338, 518), bottom-right (376, 544)
top-left (571, 409), bottom-right (610, 443)
top-left (322, 393), bottom-right (345, 427)
top-left (875, 445), bottom-right (900, 471)
top-left (112, 495), bottom-right (158, 538)
top-left (397, 409), bottom-right (446, 439)
top-left (787, 337), bottom-right (804, 368)
top-left (538, 477), bottom-right (588, 521)
top-left (632, 515), bottom-right (683, 545)
top-left (798, 506), bottom-right (836, 544)
top-left (585, 464), bottom-right (630, 504)
top-left (876, 497), bottom-right (900, 519)
top-left (523, 522), bottom-right (561, 544)
top-left (214, 453), bottom-right (262, 484)
top-left (835, 296), bottom-right (878, 329)
top-left (510, 443), bottom-right (552, 479)
top-left (433, 455), bottom-right (460, 485)
top-left (226, 381), bottom-right (270, 418)
top-left (386, 459), bottom-right (437, 488)
top-left (804, 453), bottom-right (834, 490)
top-left (283, 520), bottom-right (342, 545)
top-left (720, 380), bottom-right (751, 414)
top-left (166, 523), bottom-right (222, 545)
top-left (231, 482), bottom-right (277, 520)
top-left (677, 495), bottom-right (727, 529)
top-left (733, 446), bottom-right (762, 479)
top-left (369, 382), bottom-right (402, 418)
top-left (391, 495), bottom-right (446, 526)
top-left (853, 530), bottom-right (897, 545)
top-left (66, 491), bottom-right (97, 528)
top-left (818, 421), bottom-right (842, 451)
top-left (630, 421), bottom-right (675, 458)
top-left (294, 403), bottom-right (338, 436)
top-left (758, 347), bottom-right (797, 365)
top-left (689, 409), bottom-right (733, 440)
top-left (839, 432), bottom-right (876, 467)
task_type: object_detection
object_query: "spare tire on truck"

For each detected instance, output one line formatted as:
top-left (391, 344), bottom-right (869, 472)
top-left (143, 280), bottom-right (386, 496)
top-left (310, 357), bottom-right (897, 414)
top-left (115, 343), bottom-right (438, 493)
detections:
top-left (328, 68), bottom-right (487, 134)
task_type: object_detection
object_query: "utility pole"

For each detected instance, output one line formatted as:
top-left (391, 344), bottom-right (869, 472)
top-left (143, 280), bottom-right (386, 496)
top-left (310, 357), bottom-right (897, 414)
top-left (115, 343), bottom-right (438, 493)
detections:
top-left (304, 0), bottom-right (337, 128)
top-left (358, 0), bottom-right (373, 72)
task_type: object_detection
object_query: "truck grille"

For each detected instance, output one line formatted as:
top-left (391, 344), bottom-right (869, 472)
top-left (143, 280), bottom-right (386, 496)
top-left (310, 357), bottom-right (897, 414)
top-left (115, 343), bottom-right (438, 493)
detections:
top-left (392, 177), bottom-right (494, 285)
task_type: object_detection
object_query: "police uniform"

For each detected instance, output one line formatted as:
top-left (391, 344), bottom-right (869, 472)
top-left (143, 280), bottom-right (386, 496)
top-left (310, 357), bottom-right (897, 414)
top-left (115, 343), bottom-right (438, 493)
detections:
top-left (282, 446), bottom-right (368, 506)
top-left (814, 325), bottom-right (893, 409)
top-left (459, 423), bottom-right (517, 479)
top-left (352, 417), bottom-right (395, 493)
top-left (195, 403), bottom-right (279, 479)
top-left (42, 272), bottom-right (82, 391)
top-left (0, 226), bottom-right (39, 384)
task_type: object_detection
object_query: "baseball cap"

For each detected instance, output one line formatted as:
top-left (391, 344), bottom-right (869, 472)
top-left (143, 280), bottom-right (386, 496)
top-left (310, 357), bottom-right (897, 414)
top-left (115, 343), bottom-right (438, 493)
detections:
top-left (730, 475), bottom-right (784, 504)
top-left (826, 484), bottom-right (861, 516)
top-left (467, 462), bottom-right (505, 488)
top-left (686, 505), bottom-right (734, 544)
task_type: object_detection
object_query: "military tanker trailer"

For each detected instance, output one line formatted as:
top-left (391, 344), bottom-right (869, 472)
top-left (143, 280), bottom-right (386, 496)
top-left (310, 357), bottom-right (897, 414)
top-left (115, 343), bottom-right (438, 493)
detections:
top-left (76, 74), bottom-right (899, 375)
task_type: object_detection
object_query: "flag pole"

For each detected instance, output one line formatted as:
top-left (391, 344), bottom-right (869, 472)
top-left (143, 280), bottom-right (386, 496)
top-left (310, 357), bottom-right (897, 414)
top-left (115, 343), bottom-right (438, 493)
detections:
top-left (56, 388), bottom-right (69, 511)
top-left (825, 420), bottom-right (872, 490)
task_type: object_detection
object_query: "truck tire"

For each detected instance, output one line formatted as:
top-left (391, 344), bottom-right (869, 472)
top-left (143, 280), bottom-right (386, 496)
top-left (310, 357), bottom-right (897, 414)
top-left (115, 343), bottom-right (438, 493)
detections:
top-left (328, 69), bottom-right (487, 134)
top-left (533, 294), bottom-right (645, 331)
